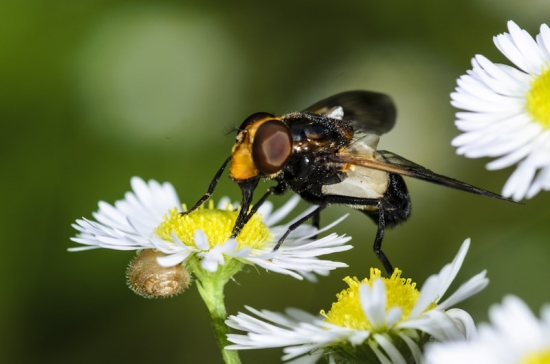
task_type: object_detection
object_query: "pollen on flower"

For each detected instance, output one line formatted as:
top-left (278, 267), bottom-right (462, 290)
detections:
top-left (521, 347), bottom-right (550, 364)
top-left (321, 268), bottom-right (430, 331)
top-left (155, 200), bottom-right (273, 250)
top-left (321, 276), bottom-right (370, 330)
top-left (526, 65), bottom-right (550, 128)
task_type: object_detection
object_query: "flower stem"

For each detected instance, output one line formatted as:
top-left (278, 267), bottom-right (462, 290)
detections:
top-left (190, 257), bottom-right (243, 364)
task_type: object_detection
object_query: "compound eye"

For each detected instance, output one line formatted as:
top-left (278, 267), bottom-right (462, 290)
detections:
top-left (239, 112), bottom-right (275, 130)
top-left (252, 120), bottom-right (292, 174)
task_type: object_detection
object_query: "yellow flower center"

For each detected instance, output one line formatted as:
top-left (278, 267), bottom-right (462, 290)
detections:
top-left (526, 65), bottom-right (550, 128)
top-left (155, 200), bottom-right (273, 250)
top-left (522, 347), bottom-right (550, 364)
top-left (321, 268), bottom-right (435, 331)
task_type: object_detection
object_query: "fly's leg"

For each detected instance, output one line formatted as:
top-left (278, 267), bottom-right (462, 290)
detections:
top-left (180, 156), bottom-right (231, 216)
top-left (373, 201), bottom-right (393, 275)
top-left (296, 192), bottom-right (396, 274)
top-left (310, 208), bottom-right (321, 240)
top-left (273, 205), bottom-right (325, 251)
top-left (231, 182), bottom-right (286, 239)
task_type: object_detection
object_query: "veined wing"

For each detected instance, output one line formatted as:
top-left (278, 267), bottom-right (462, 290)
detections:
top-left (303, 90), bottom-right (397, 136)
top-left (333, 149), bottom-right (517, 202)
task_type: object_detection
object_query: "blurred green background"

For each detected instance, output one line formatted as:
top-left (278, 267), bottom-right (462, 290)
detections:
top-left (2, 1), bottom-right (550, 363)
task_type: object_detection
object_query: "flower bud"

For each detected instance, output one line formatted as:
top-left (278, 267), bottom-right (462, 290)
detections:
top-left (126, 249), bottom-right (191, 298)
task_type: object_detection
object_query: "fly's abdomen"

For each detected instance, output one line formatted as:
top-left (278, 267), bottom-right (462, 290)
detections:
top-left (361, 173), bottom-right (411, 227)
top-left (321, 165), bottom-right (388, 200)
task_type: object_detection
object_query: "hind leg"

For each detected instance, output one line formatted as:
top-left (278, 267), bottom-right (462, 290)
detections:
top-left (299, 192), bottom-right (395, 274)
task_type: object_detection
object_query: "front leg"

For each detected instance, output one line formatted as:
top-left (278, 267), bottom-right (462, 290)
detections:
top-left (180, 156), bottom-right (232, 216)
top-left (231, 182), bottom-right (286, 239)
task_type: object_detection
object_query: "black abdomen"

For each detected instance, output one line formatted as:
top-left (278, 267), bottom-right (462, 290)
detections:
top-left (362, 173), bottom-right (411, 227)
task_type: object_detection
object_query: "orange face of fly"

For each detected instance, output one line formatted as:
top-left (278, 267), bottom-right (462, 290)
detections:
top-left (230, 112), bottom-right (293, 182)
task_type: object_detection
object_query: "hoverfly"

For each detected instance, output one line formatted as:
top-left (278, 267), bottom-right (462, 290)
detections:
top-left (184, 91), bottom-right (514, 274)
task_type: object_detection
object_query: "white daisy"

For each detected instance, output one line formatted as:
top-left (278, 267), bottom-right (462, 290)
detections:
top-left (425, 295), bottom-right (550, 364)
top-left (70, 177), bottom-right (352, 281)
top-left (226, 239), bottom-right (486, 363)
top-left (451, 20), bottom-right (550, 200)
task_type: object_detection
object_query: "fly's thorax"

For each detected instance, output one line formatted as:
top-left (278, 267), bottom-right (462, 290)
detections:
top-left (282, 112), bottom-right (354, 154)
top-left (281, 151), bottom-right (344, 189)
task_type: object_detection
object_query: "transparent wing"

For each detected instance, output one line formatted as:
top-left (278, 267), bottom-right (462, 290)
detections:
top-left (303, 90), bottom-right (397, 135)
top-left (333, 149), bottom-right (516, 202)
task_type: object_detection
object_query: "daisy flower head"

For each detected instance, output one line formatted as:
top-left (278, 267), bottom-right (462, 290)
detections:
top-left (425, 295), bottom-right (550, 364)
top-left (70, 177), bottom-right (353, 292)
top-left (226, 238), bottom-right (487, 363)
top-left (452, 21), bottom-right (550, 200)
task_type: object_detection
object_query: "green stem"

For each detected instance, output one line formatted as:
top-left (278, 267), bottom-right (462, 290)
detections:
top-left (191, 257), bottom-right (243, 364)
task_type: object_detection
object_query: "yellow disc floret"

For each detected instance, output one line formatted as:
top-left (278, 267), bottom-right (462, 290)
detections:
top-left (522, 348), bottom-right (550, 364)
top-left (155, 200), bottom-right (273, 250)
top-left (321, 268), bottom-right (434, 332)
top-left (527, 65), bottom-right (550, 128)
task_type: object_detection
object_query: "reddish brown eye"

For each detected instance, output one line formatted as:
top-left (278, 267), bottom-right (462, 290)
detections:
top-left (252, 120), bottom-right (292, 174)
top-left (239, 112), bottom-right (275, 130)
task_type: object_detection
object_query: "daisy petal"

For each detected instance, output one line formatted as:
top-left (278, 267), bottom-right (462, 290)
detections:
top-left (226, 238), bottom-right (485, 362)
top-left (71, 177), bottom-right (352, 282)
top-left (452, 21), bottom-right (550, 200)
top-left (425, 295), bottom-right (550, 364)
